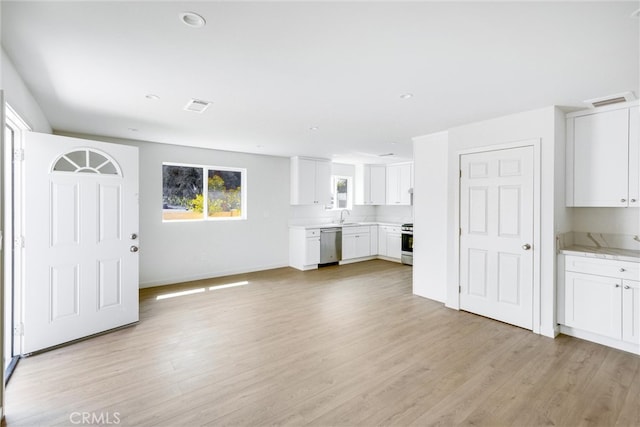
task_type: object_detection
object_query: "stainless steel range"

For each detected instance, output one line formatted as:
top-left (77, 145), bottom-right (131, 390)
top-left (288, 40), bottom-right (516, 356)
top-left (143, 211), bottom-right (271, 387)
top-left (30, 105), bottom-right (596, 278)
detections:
top-left (401, 223), bottom-right (413, 265)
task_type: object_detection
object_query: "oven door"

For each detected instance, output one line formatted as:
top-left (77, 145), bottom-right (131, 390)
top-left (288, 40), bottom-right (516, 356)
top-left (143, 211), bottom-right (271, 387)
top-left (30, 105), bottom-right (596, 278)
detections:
top-left (401, 232), bottom-right (413, 253)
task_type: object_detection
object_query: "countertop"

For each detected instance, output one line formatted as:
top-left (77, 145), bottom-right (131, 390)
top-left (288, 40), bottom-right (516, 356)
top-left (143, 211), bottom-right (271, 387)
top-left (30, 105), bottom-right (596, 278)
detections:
top-left (560, 245), bottom-right (640, 263)
top-left (289, 222), bottom-right (403, 230)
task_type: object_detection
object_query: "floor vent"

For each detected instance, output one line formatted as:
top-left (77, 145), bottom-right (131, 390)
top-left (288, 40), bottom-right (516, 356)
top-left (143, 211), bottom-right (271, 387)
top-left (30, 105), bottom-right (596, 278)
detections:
top-left (184, 99), bottom-right (212, 113)
top-left (584, 91), bottom-right (635, 108)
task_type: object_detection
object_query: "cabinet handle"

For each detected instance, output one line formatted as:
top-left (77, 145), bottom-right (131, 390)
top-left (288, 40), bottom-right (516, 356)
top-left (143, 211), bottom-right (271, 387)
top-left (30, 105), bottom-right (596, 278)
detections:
top-left (615, 284), bottom-right (620, 288)
top-left (621, 198), bottom-right (626, 203)
top-left (632, 199), bottom-right (637, 203)
top-left (620, 268), bottom-right (626, 272)
top-left (624, 285), bottom-right (631, 289)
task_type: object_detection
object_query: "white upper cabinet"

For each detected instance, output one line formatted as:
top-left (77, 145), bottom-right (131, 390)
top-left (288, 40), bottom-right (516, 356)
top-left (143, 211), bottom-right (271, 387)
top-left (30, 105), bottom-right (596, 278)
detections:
top-left (354, 164), bottom-right (386, 205)
top-left (566, 102), bottom-right (639, 207)
top-left (386, 162), bottom-right (413, 205)
top-left (290, 157), bottom-right (332, 205)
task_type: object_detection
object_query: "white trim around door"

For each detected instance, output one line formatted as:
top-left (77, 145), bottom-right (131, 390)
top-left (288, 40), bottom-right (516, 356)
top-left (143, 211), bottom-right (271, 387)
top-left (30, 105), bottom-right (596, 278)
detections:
top-left (451, 139), bottom-right (541, 334)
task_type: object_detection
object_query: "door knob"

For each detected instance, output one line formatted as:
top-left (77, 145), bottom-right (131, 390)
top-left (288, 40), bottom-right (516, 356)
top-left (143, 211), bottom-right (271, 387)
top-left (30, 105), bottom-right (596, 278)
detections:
top-left (130, 233), bottom-right (138, 240)
top-left (130, 246), bottom-right (139, 253)
top-left (624, 285), bottom-right (631, 289)
top-left (522, 243), bottom-right (531, 250)
top-left (621, 198), bottom-right (627, 203)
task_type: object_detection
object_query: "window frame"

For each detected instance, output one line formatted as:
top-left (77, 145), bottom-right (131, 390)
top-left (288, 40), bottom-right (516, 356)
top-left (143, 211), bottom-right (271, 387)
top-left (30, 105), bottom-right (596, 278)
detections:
top-left (327, 175), bottom-right (353, 211)
top-left (162, 162), bottom-right (247, 222)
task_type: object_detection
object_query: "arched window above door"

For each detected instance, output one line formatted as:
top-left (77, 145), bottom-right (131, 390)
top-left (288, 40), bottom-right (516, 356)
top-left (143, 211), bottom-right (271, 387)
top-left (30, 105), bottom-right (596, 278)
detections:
top-left (52, 148), bottom-right (122, 176)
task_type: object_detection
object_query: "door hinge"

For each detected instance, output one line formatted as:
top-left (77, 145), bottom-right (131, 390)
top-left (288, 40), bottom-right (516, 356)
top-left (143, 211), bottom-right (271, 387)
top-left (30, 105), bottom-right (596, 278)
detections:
top-left (13, 148), bottom-right (24, 162)
top-left (459, 169), bottom-right (462, 178)
top-left (15, 236), bottom-right (25, 249)
top-left (459, 285), bottom-right (462, 293)
top-left (14, 323), bottom-right (24, 336)
top-left (459, 227), bottom-right (462, 236)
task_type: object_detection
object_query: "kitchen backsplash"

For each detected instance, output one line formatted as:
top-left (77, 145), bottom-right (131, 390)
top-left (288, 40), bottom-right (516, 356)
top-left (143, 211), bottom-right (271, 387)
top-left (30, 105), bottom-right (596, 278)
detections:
top-left (289, 204), bottom-right (412, 226)
top-left (557, 231), bottom-right (640, 252)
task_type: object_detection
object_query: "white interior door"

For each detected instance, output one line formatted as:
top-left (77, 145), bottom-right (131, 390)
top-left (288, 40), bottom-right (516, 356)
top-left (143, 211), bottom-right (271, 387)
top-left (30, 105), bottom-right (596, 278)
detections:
top-left (459, 146), bottom-right (534, 330)
top-left (22, 133), bottom-right (139, 353)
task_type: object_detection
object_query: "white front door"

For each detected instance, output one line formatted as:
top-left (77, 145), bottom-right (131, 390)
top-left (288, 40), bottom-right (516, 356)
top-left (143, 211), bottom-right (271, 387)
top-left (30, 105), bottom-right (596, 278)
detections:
top-left (459, 146), bottom-right (534, 330)
top-left (22, 133), bottom-right (139, 353)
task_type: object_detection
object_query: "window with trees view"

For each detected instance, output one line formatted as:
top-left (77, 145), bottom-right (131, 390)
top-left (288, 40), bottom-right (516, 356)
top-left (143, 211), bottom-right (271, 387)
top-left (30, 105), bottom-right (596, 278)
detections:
top-left (162, 163), bottom-right (246, 221)
top-left (329, 176), bottom-right (352, 210)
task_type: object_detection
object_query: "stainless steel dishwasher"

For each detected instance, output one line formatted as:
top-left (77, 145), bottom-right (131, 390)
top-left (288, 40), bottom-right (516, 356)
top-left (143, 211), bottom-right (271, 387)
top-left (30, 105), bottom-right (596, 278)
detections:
top-left (320, 227), bottom-right (342, 265)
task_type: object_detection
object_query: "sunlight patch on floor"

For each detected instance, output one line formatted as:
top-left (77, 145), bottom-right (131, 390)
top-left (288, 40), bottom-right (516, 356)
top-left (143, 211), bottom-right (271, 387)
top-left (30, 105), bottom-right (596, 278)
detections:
top-left (156, 281), bottom-right (250, 300)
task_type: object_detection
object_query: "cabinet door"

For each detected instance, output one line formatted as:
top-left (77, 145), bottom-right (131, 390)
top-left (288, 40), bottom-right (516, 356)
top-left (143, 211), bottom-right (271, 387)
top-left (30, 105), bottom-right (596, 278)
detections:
top-left (398, 163), bottom-right (412, 205)
top-left (342, 234), bottom-right (357, 260)
top-left (355, 233), bottom-right (371, 258)
top-left (369, 225), bottom-right (378, 255)
top-left (378, 227), bottom-right (388, 256)
top-left (386, 165), bottom-right (400, 205)
top-left (314, 160), bottom-right (332, 206)
top-left (622, 280), bottom-right (640, 345)
top-left (305, 236), bottom-right (320, 265)
top-left (387, 233), bottom-right (402, 259)
top-left (370, 165), bottom-right (387, 205)
top-left (573, 109), bottom-right (630, 207)
top-left (629, 106), bottom-right (639, 207)
top-left (295, 158), bottom-right (317, 205)
top-left (565, 271), bottom-right (622, 339)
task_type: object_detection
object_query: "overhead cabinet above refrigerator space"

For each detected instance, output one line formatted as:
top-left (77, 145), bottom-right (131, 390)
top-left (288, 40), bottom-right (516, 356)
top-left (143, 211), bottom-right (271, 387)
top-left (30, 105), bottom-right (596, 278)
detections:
top-left (566, 101), bottom-right (639, 207)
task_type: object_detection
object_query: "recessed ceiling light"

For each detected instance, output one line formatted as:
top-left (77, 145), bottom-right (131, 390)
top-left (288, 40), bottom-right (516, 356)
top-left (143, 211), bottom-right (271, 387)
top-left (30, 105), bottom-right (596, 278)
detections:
top-left (128, 128), bottom-right (139, 132)
top-left (400, 93), bottom-right (414, 99)
top-left (179, 12), bottom-right (206, 28)
top-left (309, 126), bottom-right (319, 131)
top-left (145, 94), bottom-right (160, 100)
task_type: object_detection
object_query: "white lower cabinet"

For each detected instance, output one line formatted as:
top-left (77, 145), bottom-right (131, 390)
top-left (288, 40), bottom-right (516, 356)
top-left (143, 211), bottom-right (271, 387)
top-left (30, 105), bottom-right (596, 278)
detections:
top-left (622, 280), bottom-right (640, 345)
top-left (560, 254), bottom-right (640, 354)
top-left (378, 225), bottom-right (402, 261)
top-left (564, 271), bottom-right (622, 340)
top-left (289, 228), bottom-right (321, 270)
top-left (342, 226), bottom-right (371, 261)
top-left (305, 230), bottom-right (321, 266)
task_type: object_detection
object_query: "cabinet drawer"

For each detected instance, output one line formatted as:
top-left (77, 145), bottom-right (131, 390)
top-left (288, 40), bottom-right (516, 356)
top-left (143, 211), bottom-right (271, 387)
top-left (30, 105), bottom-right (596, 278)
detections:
top-left (565, 255), bottom-right (640, 281)
top-left (305, 229), bottom-right (320, 238)
top-left (342, 226), bottom-right (370, 235)
top-left (381, 226), bottom-right (401, 234)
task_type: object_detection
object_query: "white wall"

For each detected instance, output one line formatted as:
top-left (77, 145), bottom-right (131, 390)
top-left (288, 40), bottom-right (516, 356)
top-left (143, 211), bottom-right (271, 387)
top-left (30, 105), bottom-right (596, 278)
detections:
top-left (1, 48), bottom-right (51, 133)
top-left (412, 131), bottom-right (448, 302)
top-left (58, 132), bottom-right (291, 288)
top-left (446, 106), bottom-right (562, 338)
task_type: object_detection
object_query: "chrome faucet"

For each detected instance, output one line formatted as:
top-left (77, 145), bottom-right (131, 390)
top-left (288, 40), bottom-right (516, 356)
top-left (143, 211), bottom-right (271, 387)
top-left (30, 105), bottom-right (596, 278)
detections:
top-left (339, 209), bottom-right (351, 224)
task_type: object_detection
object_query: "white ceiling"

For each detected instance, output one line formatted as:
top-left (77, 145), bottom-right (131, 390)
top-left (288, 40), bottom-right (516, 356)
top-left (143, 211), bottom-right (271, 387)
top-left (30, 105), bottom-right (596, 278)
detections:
top-left (2, 1), bottom-right (639, 164)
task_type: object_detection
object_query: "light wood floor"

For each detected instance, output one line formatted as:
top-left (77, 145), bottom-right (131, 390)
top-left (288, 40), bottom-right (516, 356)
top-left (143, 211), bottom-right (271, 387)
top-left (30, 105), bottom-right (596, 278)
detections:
top-left (4, 260), bottom-right (640, 426)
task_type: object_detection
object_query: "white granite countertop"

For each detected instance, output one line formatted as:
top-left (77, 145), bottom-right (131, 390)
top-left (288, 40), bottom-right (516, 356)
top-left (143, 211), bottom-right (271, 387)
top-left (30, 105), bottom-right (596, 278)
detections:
top-left (560, 245), bottom-right (640, 263)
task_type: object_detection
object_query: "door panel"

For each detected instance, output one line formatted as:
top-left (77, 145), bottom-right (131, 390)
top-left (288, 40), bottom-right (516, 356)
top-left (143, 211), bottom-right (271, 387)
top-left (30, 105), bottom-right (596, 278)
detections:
top-left (460, 146), bottom-right (534, 330)
top-left (23, 132), bottom-right (139, 353)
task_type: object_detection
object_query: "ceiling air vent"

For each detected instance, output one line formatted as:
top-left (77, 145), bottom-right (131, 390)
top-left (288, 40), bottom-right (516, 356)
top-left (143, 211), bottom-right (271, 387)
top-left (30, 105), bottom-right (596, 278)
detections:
top-left (378, 153), bottom-right (395, 157)
top-left (584, 91), bottom-right (636, 108)
top-left (184, 99), bottom-right (212, 113)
